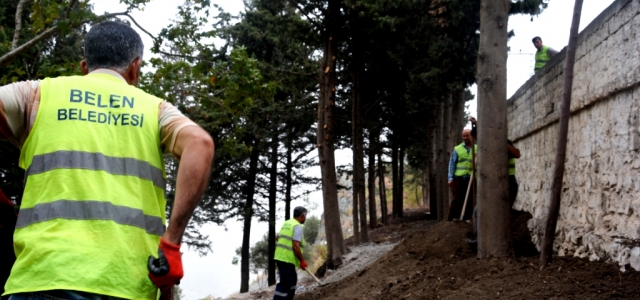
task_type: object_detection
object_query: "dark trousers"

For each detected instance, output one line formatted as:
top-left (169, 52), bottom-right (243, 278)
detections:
top-left (448, 176), bottom-right (474, 221)
top-left (274, 260), bottom-right (297, 300)
top-left (508, 175), bottom-right (519, 207)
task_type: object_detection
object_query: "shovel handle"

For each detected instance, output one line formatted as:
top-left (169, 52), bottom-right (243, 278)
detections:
top-left (305, 268), bottom-right (321, 284)
top-left (460, 171), bottom-right (474, 220)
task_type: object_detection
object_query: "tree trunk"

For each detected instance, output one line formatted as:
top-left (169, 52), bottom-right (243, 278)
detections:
top-left (285, 134), bottom-right (293, 220)
top-left (391, 140), bottom-right (399, 219)
top-left (476, 0), bottom-right (511, 258)
top-left (317, 0), bottom-right (345, 269)
top-left (351, 7), bottom-right (368, 243)
top-left (356, 114), bottom-right (368, 243)
top-left (240, 145), bottom-right (260, 293)
top-left (352, 169), bottom-right (360, 244)
top-left (428, 125), bottom-right (439, 220)
top-left (415, 177), bottom-right (419, 206)
top-left (422, 169), bottom-right (429, 207)
top-left (368, 129), bottom-right (378, 228)
top-left (378, 143), bottom-right (388, 225)
top-left (435, 102), bottom-right (446, 221)
top-left (442, 95), bottom-right (453, 209)
top-left (267, 135), bottom-right (278, 286)
top-left (540, 0), bottom-right (583, 267)
top-left (352, 78), bottom-right (360, 245)
top-left (398, 144), bottom-right (405, 218)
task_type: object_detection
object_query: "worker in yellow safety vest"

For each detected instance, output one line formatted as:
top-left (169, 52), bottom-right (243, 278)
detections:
top-left (447, 129), bottom-right (477, 221)
top-left (0, 21), bottom-right (214, 300)
top-left (532, 36), bottom-right (558, 73)
top-left (273, 206), bottom-right (308, 300)
top-left (467, 117), bottom-right (521, 246)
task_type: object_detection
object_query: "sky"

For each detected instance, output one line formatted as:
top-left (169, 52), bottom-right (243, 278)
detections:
top-left (90, 1), bottom-right (617, 299)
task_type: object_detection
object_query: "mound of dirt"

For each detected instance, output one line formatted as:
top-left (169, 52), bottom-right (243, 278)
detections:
top-left (297, 209), bottom-right (640, 300)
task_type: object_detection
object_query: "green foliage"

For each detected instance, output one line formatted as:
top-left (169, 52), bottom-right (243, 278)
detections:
top-left (303, 215), bottom-right (320, 245)
top-left (314, 244), bottom-right (327, 262)
top-left (403, 164), bottom-right (424, 208)
top-left (231, 234), bottom-right (269, 275)
top-left (0, 0), bottom-right (90, 201)
top-left (510, 0), bottom-right (549, 16)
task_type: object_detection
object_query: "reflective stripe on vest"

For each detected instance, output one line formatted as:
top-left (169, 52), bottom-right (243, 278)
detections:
top-left (274, 218), bottom-right (305, 268)
top-left (509, 158), bottom-right (516, 176)
top-left (534, 46), bottom-right (551, 72)
top-left (454, 144), bottom-right (477, 177)
top-left (16, 200), bottom-right (165, 235)
top-left (7, 74), bottom-right (165, 299)
top-left (27, 150), bottom-right (165, 189)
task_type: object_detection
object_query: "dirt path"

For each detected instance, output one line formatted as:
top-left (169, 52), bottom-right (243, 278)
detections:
top-left (298, 209), bottom-right (640, 300)
top-left (223, 208), bottom-right (640, 299)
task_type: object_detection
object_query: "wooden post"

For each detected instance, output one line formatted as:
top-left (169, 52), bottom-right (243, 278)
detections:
top-left (540, 0), bottom-right (584, 267)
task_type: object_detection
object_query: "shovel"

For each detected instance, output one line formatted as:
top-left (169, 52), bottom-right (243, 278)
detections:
top-left (304, 268), bottom-right (324, 285)
top-left (459, 171), bottom-right (474, 220)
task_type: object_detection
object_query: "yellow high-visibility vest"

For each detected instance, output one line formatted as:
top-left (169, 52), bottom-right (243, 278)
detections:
top-left (509, 157), bottom-right (516, 175)
top-left (453, 144), bottom-right (477, 177)
top-left (274, 218), bottom-right (305, 268)
top-left (6, 73), bottom-right (165, 299)
top-left (534, 46), bottom-right (551, 72)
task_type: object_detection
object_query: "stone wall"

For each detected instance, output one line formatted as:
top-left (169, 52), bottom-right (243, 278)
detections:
top-left (507, 0), bottom-right (640, 270)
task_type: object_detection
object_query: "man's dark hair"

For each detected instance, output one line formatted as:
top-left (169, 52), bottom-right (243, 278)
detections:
top-left (293, 206), bottom-right (307, 218)
top-left (84, 21), bottom-right (144, 73)
top-left (532, 36), bottom-right (542, 43)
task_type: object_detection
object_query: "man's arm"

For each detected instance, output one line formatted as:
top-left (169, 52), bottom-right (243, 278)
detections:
top-left (470, 117), bottom-right (477, 138)
top-left (0, 81), bottom-right (38, 148)
top-left (508, 144), bottom-right (521, 159)
top-left (448, 150), bottom-right (457, 186)
top-left (292, 241), bottom-right (304, 263)
top-left (547, 47), bottom-right (559, 58)
top-left (163, 125), bottom-right (214, 244)
top-left (292, 225), bottom-right (306, 269)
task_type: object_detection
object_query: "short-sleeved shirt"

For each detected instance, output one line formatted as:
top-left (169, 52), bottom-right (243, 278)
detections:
top-left (0, 69), bottom-right (198, 157)
top-left (293, 225), bottom-right (303, 242)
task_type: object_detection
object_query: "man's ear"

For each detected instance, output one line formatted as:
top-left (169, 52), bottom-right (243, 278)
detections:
top-left (125, 58), bottom-right (142, 86)
top-left (80, 60), bottom-right (89, 75)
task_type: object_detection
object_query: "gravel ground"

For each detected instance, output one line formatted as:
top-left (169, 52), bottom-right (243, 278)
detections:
top-left (217, 241), bottom-right (400, 300)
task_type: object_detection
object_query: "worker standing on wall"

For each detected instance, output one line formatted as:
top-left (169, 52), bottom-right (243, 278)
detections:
top-left (0, 21), bottom-right (214, 299)
top-left (273, 206), bottom-right (308, 300)
top-left (533, 36), bottom-right (559, 72)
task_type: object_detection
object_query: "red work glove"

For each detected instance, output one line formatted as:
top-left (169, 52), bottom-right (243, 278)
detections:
top-left (300, 260), bottom-right (308, 270)
top-left (148, 238), bottom-right (184, 289)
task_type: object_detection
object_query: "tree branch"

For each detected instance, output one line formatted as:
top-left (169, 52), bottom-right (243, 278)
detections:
top-left (117, 13), bottom-right (217, 64)
top-left (120, 13), bottom-right (157, 44)
top-left (0, 11), bottom-right (130, 67)
top-left (273, 66), bottom-right (316, 76)
top-left (294, 3), bottom-right (322, 29)
top-left (12, 0), bottom-right (31, 50)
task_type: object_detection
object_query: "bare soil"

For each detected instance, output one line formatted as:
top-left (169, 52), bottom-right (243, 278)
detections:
top-left (225, 208), bottom-right (640, 299)
top-left (298, 208), bottom-right (640, 300)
